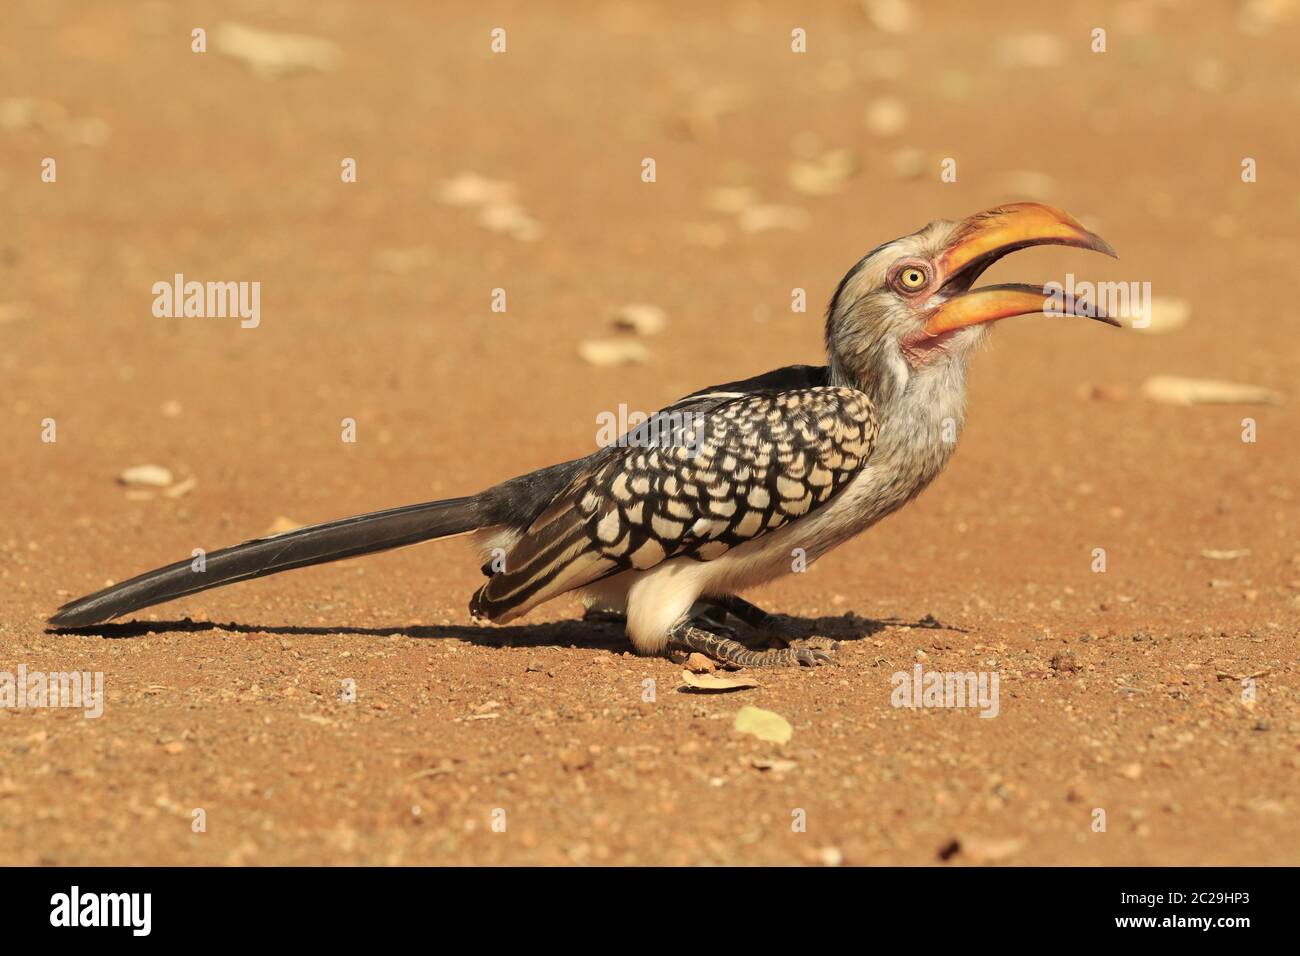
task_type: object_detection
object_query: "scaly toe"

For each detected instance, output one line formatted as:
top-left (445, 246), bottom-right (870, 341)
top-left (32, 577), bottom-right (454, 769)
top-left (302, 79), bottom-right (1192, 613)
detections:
top-left (794, 644), bottom-right (837, 667)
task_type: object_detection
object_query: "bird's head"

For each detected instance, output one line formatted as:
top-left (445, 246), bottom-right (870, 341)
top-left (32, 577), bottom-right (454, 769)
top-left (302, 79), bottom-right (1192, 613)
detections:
top-left (825, 202), bottom-right (1119, 404)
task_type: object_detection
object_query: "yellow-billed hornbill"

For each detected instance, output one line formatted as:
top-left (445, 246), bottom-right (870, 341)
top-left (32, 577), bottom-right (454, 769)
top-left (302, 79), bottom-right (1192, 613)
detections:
top-left (51, 202), bottom-right (1119, 666)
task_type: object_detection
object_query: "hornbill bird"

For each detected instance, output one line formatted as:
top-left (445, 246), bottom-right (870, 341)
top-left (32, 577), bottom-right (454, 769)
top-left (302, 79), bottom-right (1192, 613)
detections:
top-left (50, 202), bottom-right (1119, 666)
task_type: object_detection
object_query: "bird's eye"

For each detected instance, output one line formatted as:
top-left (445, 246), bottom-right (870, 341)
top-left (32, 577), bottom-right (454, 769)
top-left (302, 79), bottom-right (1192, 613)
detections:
top-left (897, 266), bottom-right (928, 291)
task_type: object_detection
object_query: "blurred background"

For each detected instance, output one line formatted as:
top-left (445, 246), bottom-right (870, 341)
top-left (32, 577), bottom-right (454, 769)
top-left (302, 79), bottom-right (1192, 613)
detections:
top-left (1, 1), bottom-right (1297, 865)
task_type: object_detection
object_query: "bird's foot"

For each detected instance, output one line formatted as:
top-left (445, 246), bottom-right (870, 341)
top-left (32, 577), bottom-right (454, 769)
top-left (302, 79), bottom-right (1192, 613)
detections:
top-left (668, 621), bottom-right (835, 668)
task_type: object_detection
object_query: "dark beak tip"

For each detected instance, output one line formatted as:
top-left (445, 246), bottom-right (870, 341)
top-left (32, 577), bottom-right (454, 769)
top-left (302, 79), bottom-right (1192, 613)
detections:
top-left (1085, 232), bottom-right (1120, 260)
top-left (1083, 235), bottom-right (1122, 323)
top-left (1085, 302), bottom-right (1121, 327)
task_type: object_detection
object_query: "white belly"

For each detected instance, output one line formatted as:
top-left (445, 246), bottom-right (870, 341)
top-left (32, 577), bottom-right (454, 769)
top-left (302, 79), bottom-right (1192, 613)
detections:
top-left (593, 366), bottom-right (968, 654)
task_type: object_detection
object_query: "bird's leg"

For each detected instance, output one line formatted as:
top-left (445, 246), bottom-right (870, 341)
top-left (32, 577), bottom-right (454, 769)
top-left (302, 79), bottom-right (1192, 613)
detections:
top-left (705, 594), bottom-right (799, 648)
top-left (667, 619), bottom-right (833, 668)
top-left (707, 595), bottom-right (777, 630)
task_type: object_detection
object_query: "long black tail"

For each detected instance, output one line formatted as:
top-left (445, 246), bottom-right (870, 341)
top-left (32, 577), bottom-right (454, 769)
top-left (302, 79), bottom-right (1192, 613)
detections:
top-left (48, 496), bottom-right (483, 628)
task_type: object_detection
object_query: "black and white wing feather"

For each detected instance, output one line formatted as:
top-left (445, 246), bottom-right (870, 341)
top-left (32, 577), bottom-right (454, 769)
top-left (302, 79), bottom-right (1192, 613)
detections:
top-left (471, 385), bottom-right (876, 621)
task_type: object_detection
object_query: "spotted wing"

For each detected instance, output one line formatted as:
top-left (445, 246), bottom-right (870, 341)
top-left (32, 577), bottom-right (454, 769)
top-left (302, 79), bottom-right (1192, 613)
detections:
top-left (471, 386), bottom-right (876, 622)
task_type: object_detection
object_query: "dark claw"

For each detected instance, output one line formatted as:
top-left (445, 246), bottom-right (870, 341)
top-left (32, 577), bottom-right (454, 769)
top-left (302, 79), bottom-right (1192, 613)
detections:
top-left (794, 645), bottom-right (837, 667)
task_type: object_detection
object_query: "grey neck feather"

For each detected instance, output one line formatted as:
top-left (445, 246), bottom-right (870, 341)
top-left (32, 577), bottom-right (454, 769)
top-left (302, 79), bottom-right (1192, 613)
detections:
top-left (825, 303), bottom-right (972, 507)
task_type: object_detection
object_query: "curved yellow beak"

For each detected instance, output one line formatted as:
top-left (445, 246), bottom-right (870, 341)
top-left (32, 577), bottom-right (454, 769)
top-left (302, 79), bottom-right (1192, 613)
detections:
top-left (924, 202), bottom-right (1119, 337)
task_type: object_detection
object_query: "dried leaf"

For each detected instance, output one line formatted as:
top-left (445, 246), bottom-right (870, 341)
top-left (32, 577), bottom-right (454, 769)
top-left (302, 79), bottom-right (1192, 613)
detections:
top-left (1201, 549), bottom-right (1251, 560)
top-left (265, 516), bottom-right (304, 536)
top-left (862, 0), bottom-right (916, 34)
top-left (434, 173), bottom-right (517, 208)
top-left (1122, 296), bottom-right (1190, 334)
top-left (578, 339), bottom-right (648, 367)
top-left (478, 203), bottom-right (543, 242)
top-left (956, 835), bottom-right (1026, 863)
top-left (214, 23), bottom-right (341, 78)
top-left (1215, 669), bottom-right (1270, 681)
top-left (163, 475), bottom-right (198, 499)
top-left (750, 756), bottom-right (798, 772)
top-left (734, 705), bottom-right (792, 743)
top-left (610, 303), bottom-right (667, 335)
top-left (1141, 375), bottom-right (1283, 406)
top-left (118, 464), bottom-right (173, 487)
top-left (681, 670), bottom-right (759, 692)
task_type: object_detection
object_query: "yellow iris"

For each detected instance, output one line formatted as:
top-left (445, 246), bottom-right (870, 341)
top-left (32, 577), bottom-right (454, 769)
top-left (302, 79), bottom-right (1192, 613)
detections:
top-left (900, 267), bottom-right (926, 289)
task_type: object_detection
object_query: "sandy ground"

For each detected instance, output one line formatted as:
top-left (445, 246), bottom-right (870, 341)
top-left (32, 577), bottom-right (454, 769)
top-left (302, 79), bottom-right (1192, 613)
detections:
top-left (2, 0), bottom-right (1298, 866)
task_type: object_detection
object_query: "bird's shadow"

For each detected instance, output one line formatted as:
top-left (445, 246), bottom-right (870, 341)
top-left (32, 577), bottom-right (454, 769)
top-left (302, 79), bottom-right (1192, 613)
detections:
top-left (47, 610), bottom-right (965, 652)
